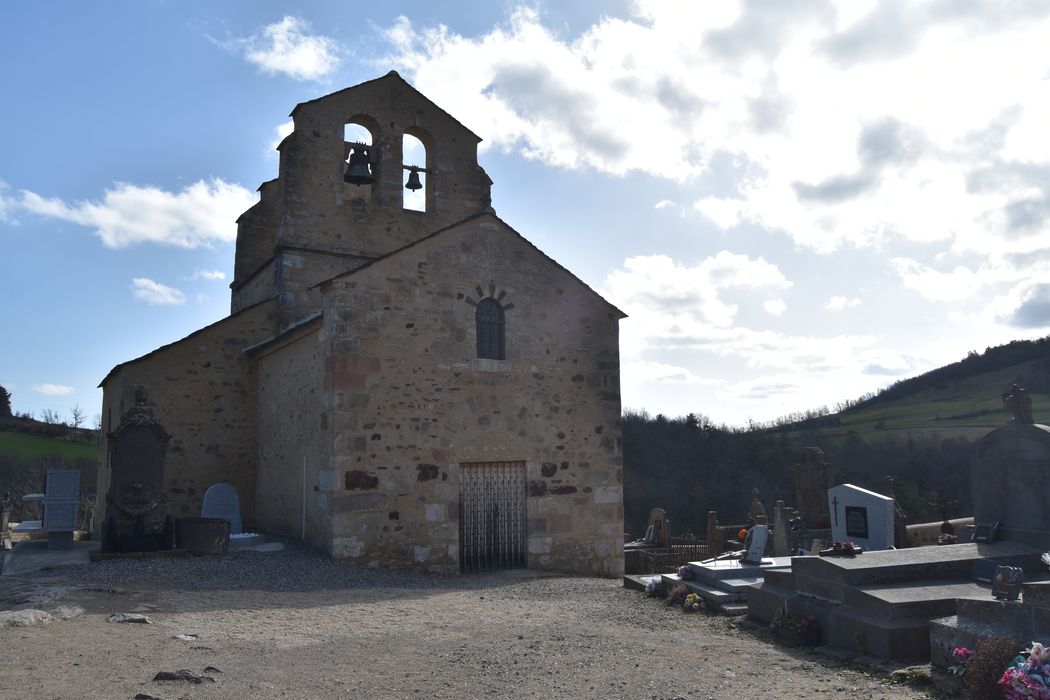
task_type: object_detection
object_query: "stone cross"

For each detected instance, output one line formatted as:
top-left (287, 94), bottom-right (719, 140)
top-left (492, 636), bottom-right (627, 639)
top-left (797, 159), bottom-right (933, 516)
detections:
top-left (831, 495), bottom-right (839, 526)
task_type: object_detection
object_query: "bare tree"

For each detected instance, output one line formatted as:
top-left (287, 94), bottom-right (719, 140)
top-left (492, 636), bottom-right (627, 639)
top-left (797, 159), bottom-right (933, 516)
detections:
top-left (70, 405), bottom-right (85, 441)
top-left (41, 408), bottom-right (60, 425)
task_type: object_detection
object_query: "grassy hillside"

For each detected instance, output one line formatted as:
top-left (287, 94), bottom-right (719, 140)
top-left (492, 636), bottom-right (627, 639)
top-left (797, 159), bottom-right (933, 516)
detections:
top-left (775, 358), bottom-right (1050, 442)
top-left (0, 431), bottom-right (99, 461)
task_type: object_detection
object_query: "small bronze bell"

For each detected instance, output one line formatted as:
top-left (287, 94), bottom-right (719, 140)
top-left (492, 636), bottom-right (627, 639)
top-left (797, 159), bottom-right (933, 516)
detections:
top-left (344, 144), bottom-right (374, 185)
top-left (404, 167), bottom-right (423, 191)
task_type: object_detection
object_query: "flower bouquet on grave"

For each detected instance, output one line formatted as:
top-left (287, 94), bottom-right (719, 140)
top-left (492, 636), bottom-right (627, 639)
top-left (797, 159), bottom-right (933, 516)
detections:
top-left (999, 641), bottom-right (1050, 699)
top-left (948, 646), bottom-right (972, 677)
top-left (938, 533), bottom-right (958, 545)
top-left (665, 583), bottom-right (688, 607)
top-left (677, 565), bottom-right (695, 580)
top-left (819, 540), bottom-right (863, 557)
top-left (682, 592), bottom-right (704, 613)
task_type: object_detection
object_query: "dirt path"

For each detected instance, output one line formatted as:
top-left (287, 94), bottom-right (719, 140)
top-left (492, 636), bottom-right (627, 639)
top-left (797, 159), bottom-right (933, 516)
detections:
top-left (0, 550), bottom-right (932, 699)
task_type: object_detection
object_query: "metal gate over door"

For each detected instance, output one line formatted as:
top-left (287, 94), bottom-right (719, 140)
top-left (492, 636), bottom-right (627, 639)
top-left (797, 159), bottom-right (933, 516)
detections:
top-left (459, 461), bottom-right (527, 573)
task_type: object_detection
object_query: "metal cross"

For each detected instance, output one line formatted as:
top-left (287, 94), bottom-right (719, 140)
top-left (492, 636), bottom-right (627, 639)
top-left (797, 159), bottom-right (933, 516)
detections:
top-left (831, 495), bottom-right (839, 526)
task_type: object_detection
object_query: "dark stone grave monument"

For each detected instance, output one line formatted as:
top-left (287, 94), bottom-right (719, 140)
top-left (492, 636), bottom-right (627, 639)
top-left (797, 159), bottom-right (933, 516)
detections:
top-left (102, 387), bottom-right (174, 552)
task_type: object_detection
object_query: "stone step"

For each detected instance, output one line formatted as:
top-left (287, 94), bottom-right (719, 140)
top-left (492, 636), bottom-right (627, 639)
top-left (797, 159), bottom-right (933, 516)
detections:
top-left (661, 574), bottom-right (740, 605)
top-left (622, 574), bottom-right (662, 592)
top-left (747, 582), bottom-right (796, 625)
top-left (1023, 580), bottom-right (1050, 608)
top-left (720, 603), bottom-right (749, 616)
top-left (844, 578), bottom-right (991, 619)
top-left (686, 556), bottom-right (792, 581)
top-left (762, 568), bottom-right (795, 588)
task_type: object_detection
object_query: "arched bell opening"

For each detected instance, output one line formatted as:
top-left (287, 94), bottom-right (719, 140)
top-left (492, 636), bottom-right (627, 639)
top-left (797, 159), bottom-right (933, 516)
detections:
top-left (343, 120), bottom-right (378, 200)
top-left (402, 131), bottom-right (428, 212)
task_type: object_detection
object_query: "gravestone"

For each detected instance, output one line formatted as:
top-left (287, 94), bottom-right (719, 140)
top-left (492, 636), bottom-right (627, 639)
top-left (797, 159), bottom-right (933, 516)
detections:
top-left (201, 483), bottom-right (243, 535)
top-left (747, 489), bottom-right (767, 526)
top-left (972, 421), bottom-right (1050, 548)
top-left (102, 386), bottom-right (173, 552)
top-left (42, 469), bottom-right (80, 550)
top-left (706, 511), bottom-right (724, 556)
top-left (828, 484), bottom-right (896, 551)
top-left (773, 501), bottom-right (789, 556)
top-left (794, 447), bottom-right (835, 528)
top-left (741, 524), bottom-right (769, 564)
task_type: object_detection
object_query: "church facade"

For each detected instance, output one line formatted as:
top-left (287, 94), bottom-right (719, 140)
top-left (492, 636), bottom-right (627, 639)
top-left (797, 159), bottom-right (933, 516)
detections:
top-left (97, 72), bottom-right (625, 576)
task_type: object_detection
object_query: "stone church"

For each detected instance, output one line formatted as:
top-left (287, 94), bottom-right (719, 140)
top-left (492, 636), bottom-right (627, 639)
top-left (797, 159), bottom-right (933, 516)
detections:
top-left (96, 72), bottom-right (625, 576)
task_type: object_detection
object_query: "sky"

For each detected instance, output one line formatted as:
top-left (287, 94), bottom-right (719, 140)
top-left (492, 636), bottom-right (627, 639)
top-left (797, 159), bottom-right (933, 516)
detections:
top-left (2, 1), bottom-right (1050, 428)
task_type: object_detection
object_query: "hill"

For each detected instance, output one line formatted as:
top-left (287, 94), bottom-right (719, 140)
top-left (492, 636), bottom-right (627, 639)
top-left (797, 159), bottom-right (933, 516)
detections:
top-left (770, 338), bottom-right (1050, 441)
top-left (622, 338), bottom-right (1050, 537)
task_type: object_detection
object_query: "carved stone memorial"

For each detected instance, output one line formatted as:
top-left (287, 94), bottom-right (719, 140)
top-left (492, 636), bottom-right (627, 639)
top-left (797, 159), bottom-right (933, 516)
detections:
top-left (102, 387), bottom-right (174, 552)
top-left (794, 447), bottom-right (835, 528)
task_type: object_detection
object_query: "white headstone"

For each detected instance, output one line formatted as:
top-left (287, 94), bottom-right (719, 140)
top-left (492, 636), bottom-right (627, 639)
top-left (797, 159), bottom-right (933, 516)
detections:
top-left (828, 483), bottom-right (895, 551)
top-left (741, 524), bottom-right (769, 564)
top-left (201, 483), bottom-right (242, 534)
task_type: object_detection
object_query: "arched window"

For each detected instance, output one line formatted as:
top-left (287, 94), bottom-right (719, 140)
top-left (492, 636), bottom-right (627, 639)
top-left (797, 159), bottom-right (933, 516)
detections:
top-left (476, 298), bottom-right (505, 360)
top-left (403, 133), bottom-right (426, 212)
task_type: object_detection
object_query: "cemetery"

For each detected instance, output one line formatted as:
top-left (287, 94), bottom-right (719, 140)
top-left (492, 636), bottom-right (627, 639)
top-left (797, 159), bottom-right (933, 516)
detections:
top-left (622, 384), bottom-right (1050, 696)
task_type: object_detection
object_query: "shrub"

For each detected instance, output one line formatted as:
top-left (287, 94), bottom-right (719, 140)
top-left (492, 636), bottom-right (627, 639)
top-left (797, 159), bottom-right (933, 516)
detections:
top-left (966, 636), bottom-right (1022, 699)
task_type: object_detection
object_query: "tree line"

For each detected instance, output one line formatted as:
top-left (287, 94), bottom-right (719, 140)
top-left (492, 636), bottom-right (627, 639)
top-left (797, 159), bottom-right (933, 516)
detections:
top-left (621, 409), bottom-right (976, 538)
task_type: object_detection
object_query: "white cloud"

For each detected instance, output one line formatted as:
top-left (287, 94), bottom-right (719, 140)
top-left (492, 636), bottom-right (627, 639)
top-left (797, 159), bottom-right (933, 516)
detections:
top-left (827, 295), bottom-right (861, 310)
top-left (270, 119), bottom-right (295, 153)
top-left (132, 278), bottom-right (186, 306)
top-left (226, 16), bottom-right (339, 81)
top-left (694, 197), bottom-right (746, 229)
top-left (191, 269), bottom-right (227, 281)
top-left (622, 360), bottom-right (722, 386)
top-left (654, 199), bottom-right (675, 209)
top-left (891, 258), bottom-right (991, 302)
top-left (33, 383), bottom-right (74, 397)
top-left (603, 252), bottom-right (790, 330)
top-left (763, 299), bottom-right (787, 315)
top-left (383, 5), bottom-right (1050, 256)
top-left (18, 179), bottom-right (256, 249)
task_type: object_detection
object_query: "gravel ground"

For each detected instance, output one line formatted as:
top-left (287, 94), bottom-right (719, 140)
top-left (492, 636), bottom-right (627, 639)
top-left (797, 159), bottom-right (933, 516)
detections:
top-left (0, 541), bottom-right (934, 700)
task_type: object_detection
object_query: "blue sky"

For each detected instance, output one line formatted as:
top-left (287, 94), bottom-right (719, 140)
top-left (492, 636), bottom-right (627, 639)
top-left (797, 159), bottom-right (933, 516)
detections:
top-left (3, 1), bottom-right (1050, 427)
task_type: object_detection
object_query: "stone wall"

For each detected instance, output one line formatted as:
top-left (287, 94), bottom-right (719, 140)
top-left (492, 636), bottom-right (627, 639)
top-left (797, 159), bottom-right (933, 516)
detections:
top-left (309, 214), bottom-right (624, 576)
top-left (229, 71), bottom-right (492, 323)
top-left (97, 300), bottom-right (277, 531)
top-left (254, 322), bottom-right (325, 545)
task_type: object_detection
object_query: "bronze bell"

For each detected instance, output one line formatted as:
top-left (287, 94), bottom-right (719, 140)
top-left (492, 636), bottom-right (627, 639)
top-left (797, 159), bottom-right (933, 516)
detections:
top-left (344, 145), bottom-right (374, 185)
top-left (404, 167), bottom-right (423, 191)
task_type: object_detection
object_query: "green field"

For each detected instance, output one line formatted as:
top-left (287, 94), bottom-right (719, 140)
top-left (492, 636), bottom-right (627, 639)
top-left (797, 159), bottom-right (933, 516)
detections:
top-left (0, 431), bottom-right (99, 461)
